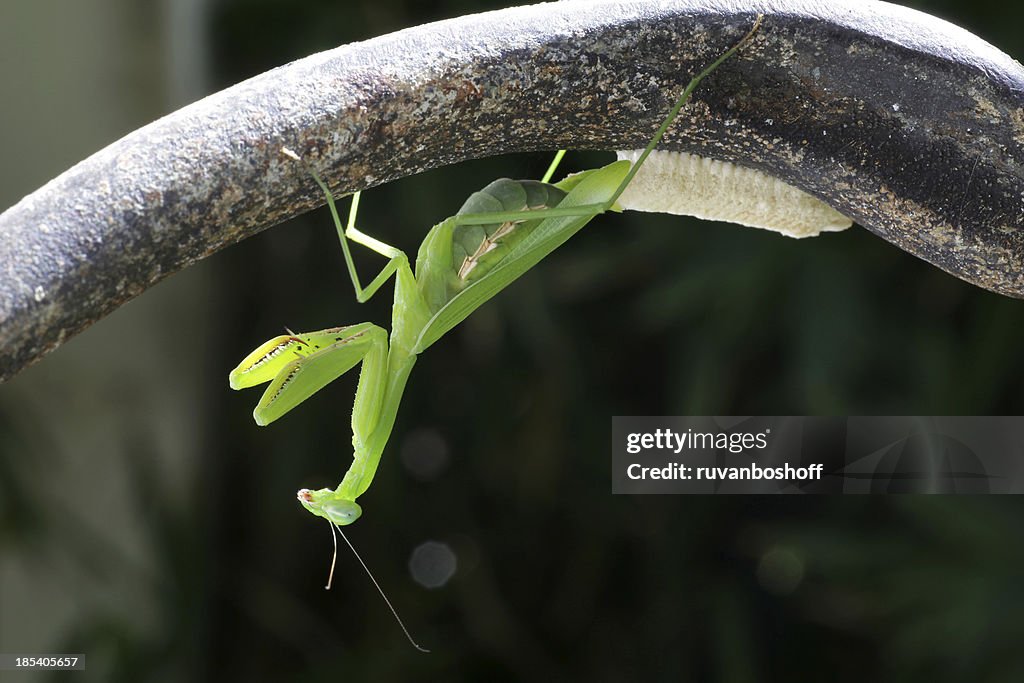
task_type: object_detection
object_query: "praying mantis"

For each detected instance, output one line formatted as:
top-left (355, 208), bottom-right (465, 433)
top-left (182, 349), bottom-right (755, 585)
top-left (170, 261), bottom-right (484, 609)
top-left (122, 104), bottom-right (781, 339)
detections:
top-left (230, 18), bottom-right (763, 527)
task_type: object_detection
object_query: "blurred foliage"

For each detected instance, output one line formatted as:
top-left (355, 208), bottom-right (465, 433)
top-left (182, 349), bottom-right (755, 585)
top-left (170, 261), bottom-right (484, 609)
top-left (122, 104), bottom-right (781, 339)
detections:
top-left (2, 0), bottom-right (1024, 681)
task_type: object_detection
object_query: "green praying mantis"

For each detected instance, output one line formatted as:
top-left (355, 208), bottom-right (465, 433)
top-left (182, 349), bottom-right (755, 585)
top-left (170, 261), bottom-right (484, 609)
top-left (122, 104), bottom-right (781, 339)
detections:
top-left (231, 17), bottom-right (761, 533)
top-left (228, 15), bottom-right (762, 651)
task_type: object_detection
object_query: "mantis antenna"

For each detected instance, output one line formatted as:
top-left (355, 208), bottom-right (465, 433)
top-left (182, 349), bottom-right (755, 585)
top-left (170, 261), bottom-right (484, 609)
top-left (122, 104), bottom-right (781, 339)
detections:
top-left (325, 519), bottom-right (339, 590)
top-left (330, 521), bottom-right (431, 653)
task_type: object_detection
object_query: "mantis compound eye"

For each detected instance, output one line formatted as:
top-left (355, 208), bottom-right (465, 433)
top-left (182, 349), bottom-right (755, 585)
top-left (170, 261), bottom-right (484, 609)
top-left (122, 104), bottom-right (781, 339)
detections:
top-left (322, 499), bottom-right (363, 526)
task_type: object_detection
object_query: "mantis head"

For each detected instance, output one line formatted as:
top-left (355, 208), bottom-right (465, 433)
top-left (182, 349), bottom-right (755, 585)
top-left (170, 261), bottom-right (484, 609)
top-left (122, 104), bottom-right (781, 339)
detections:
top-left (297, 488), bottom-right (362, 525)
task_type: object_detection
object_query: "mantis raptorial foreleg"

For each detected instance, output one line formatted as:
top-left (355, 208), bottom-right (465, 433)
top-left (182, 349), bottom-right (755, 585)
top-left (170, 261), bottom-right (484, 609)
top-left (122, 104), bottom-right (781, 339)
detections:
top-left (229, 323), bottom-right (386, 429)
top-left (231, 16), bottom-right (763, 529)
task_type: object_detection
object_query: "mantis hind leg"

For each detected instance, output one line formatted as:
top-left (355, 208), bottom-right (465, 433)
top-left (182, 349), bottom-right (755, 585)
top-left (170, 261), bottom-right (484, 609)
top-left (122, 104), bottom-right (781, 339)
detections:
top-left (498, 16), bottom-right (764, 222)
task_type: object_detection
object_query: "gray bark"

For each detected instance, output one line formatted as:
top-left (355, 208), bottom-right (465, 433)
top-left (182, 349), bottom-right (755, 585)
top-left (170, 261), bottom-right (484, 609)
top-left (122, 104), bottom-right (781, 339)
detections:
top-left (2, 0), bottom-right (1023, 381)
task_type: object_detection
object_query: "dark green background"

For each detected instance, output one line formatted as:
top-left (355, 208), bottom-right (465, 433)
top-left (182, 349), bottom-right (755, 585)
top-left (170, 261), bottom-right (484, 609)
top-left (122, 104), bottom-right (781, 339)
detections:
top-left (1, 0), bottom-right (1023, 680)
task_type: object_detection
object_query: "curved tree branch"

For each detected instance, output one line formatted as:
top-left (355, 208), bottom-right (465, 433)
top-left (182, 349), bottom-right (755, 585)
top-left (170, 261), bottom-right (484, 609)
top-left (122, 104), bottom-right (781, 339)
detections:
top-left (2, 0), bottom-right (1023, 381)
